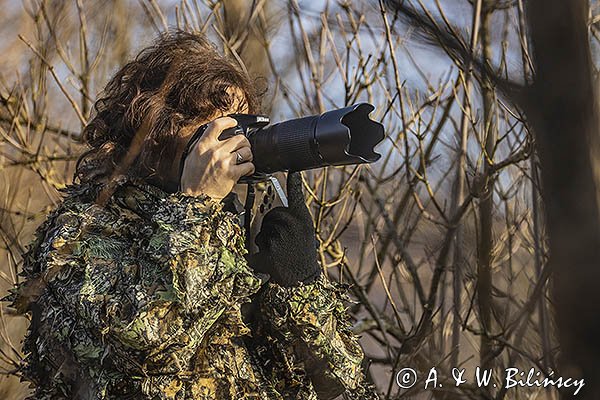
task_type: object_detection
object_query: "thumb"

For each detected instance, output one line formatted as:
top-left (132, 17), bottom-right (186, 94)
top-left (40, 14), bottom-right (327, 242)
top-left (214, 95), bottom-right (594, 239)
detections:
top-left (286, 172), bottom-right (306, 211)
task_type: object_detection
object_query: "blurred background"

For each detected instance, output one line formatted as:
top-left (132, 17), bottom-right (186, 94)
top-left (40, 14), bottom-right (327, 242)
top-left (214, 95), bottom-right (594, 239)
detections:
top-left (2, 0), bottom-right (600, 399)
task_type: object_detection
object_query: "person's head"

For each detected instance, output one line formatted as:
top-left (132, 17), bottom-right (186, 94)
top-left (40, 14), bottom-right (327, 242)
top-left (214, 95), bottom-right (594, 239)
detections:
top-left (76, 30), bottom-right (259, 192)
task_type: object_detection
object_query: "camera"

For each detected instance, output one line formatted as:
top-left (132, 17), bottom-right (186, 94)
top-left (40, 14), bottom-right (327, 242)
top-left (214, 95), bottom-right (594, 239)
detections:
top-left (180, 102), bottom-right (385, 183)
top-left (178, 102), bottom-right (385, 252)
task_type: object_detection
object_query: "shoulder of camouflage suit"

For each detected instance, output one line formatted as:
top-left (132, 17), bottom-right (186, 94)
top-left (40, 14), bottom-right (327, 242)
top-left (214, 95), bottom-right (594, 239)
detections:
top-left (4, 178), bottom-right (378, 399)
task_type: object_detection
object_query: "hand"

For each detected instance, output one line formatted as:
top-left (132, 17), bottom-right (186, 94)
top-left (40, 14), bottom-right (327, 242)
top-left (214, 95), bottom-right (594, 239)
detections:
top-left (251, 172), bottom-right (321, 287)
top-left (180, 117), bottom-right (255, 201)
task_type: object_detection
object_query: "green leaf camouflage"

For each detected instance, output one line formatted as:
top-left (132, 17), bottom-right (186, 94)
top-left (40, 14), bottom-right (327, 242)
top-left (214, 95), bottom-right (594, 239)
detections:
top-left (6, 179), bottom-right (378, 400)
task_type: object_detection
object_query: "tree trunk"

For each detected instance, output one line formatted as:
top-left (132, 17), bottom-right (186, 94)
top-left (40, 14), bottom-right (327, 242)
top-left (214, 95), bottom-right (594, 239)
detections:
top-left (525, 0), bottom-right (600, 397)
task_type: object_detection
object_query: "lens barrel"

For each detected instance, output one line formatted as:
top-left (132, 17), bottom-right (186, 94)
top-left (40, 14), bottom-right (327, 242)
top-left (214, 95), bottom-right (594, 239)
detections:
top-left (250, 103), bottom-right (384, 174)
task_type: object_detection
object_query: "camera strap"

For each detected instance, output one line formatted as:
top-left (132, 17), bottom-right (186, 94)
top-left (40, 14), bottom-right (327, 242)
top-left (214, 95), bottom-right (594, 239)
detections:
top-left (242, 175), bottom-right (288, 253)
top-left (243, 182), bottom-right (255, 250)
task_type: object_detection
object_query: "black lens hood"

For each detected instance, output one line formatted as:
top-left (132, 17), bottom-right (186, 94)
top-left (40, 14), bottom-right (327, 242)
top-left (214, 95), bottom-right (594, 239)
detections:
top-left (315, 103), bottom-right (384, 166)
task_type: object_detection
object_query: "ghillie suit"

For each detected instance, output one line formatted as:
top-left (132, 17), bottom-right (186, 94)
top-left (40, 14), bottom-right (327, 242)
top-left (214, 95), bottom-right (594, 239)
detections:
top-left (7, 179), bottom-right (378, 400)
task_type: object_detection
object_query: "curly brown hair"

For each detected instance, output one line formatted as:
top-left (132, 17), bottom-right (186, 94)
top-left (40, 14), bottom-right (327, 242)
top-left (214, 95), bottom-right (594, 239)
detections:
top-left (75, 30), bottom-right (259, 192)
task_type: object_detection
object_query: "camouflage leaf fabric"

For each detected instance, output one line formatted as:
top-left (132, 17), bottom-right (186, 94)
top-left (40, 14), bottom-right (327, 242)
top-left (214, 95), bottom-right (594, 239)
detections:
top-left (7, 179), bottom-right (378, 400)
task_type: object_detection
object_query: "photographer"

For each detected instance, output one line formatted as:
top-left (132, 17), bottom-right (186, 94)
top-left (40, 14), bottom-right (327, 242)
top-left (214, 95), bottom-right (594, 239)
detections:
top-left (8, 31), bottom-right (377, 400)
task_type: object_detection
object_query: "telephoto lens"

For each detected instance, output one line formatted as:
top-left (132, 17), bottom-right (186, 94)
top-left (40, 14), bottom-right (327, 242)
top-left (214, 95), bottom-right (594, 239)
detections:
top-left (180, 103), bottom-right (385, 186)
top-left (248, 103), bottom-right (384, 173)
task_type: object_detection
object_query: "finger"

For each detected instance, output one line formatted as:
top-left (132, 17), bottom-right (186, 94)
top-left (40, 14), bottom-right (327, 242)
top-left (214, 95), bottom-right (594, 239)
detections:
top-left (203, 117), bottom-right (238, 141)
top-left (230, 161), bottom-right (255, 179)
top-left (220, 134), bottom-right (251, 153)
top-left (231, 147), bottom-right (253, 165)
top-left (286, 171), bottom-right (306, 210)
